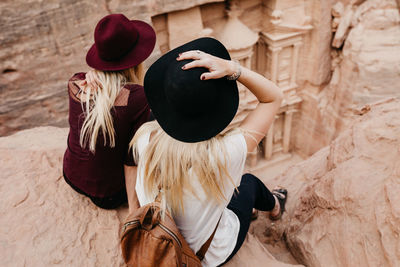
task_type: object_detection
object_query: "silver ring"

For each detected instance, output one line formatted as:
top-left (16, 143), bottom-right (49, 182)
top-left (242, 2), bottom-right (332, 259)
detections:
top-left (196, 50), bottom-right (201, 54)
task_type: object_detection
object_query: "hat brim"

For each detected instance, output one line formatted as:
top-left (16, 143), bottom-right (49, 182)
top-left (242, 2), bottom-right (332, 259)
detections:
top-left (86, 20), bottom-right (156, 71)
top-left (144, 37), bottom-right (239, 143)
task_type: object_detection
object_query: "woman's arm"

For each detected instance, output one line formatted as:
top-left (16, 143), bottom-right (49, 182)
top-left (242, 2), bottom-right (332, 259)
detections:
top-left (124, 165), bottom-right (140, 213)
top-left (235, 66), bottom-right (283, 152)
top-left (178, 51), bottom-right (283, 153)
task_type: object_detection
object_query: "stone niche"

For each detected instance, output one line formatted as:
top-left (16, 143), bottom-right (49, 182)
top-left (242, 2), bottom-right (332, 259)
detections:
top-left (151, 0), bottom-right (312, 166)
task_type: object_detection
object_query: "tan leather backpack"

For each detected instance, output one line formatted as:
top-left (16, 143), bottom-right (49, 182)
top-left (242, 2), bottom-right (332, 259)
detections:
top-left (121, 202), bottom-right (218, 267)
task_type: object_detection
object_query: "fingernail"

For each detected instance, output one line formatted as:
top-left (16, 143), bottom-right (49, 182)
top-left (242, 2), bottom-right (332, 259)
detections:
top-left (201, 76), bottom-right (205, 80)
top-left (176, 57), bottom-right (179, 60)
top-left (179, 53), bottom-right (182, 56)
top-left (181, 65), bottom-right (185, 69)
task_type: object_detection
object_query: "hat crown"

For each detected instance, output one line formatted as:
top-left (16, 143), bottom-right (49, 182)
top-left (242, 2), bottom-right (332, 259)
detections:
top-left (94, 14), bottom-right (139, 61)
top-left (144, 37), bottom-right (238, 143)
top-left (164, 60), bottom-right (218, 116)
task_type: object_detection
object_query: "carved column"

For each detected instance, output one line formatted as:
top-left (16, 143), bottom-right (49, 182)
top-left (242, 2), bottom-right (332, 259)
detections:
top-left (215, 1), bottom-right (259, 128)
top-left (259, 31), bottom-right (305, 163)
top-left (283, 110), bottom-right (295, 153)
top-left (269, 47), bottom-right (282, 84)
top-left (264, 116), bottom-right (275, 160)
top-left (290, 42), bottom-right (302, 86)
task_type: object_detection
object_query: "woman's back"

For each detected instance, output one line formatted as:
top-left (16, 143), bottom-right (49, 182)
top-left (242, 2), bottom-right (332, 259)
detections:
top-left (62, 14), bottom-right (156, 209)
top-left (63, 72), bottom-right (150, 197)
top-left (134, 129), bottom-right (247, 266)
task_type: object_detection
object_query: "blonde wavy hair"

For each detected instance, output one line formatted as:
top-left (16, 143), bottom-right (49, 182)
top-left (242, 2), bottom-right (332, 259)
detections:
top-left (80, 64), bottom-right (144, 152)
top-left (129, 121), bottom-right (241, 216)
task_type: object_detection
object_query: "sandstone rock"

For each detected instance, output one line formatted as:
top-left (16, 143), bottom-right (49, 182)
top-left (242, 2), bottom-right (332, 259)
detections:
top-left (300, 0), bottom-right (332, 86)
top-left (341, 0), bottom-right (400, 107)
top-left (266, 98), bottom-right (400, 267)
top-left (328, 0), bottom-right (400, 113)
top-left (0, 126), bottom-right (299, 267)
top-left (167, 6), bottom-right (206, 50)
top-left (332, 5), bottom-right (354, 48)
top-left (332, 2), bottom-right (345, 17)
top-left (292, 0), bottom-right (335, 157)
top-left (0, 127), bottom-right (128, 266)
top-left (297, 0), bottom-right (400, 157)
top-left (0, 1), bottom-right (108, 136)
top-left (225, 234), bottom-right (302, 267)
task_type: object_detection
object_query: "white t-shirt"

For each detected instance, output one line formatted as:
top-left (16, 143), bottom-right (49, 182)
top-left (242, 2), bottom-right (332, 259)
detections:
top-left (135, 132), bottom-right (247, 266)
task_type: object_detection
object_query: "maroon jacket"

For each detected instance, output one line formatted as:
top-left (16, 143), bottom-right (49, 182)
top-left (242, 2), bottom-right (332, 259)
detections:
top-left (63, 73), bottom-right (149, 197)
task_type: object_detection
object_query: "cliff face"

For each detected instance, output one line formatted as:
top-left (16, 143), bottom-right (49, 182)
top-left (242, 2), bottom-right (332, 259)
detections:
top-left (265, 98), bottom-right (400, 267)
top-left (294, 0), bottom-right (400, 156)
top-left (313, 0), bottom-right (400, 148)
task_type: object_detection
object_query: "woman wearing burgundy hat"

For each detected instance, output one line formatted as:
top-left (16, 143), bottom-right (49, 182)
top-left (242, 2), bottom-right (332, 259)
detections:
top-left (62, 14), bottom-right (156, 209)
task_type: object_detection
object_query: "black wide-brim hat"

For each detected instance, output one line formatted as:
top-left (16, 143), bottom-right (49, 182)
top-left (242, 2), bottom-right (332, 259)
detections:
top-left (86, 14), bottom-right (156, 71)
top-left (144, 37), bottom-right (239, 143)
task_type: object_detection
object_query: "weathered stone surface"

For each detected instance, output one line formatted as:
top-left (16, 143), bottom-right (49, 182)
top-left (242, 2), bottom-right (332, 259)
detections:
top-left (225, 234), bottom-right (302, 267)
top-left (0, 127), bottom-right (127, 266)
top-left (167, 6), bottom-right (205, 49)
top-left (295, 0), bottom-right (400, 157)
top-left (331, 4), bottom-right (354, 48)
top-left (298, 0), bottom-right (333, 86)
top-left (0, 126), bottom-right (299, 267)
top-left (108, 0), bottom-right (224, 20)
top-left (0, 1), bottom-right (108, 136)
top-left (290, 0), bottom-right (335, 157)
top-left (266, 98), bottom-right (400, 267)
top-left (340, 0), bottom-right (400, 106)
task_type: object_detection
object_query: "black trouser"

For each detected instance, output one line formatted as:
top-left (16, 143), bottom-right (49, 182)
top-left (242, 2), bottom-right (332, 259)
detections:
top-left (220, 173), bottom-right (276, 266)
top-left (63, 173), bottom-right (127, 210)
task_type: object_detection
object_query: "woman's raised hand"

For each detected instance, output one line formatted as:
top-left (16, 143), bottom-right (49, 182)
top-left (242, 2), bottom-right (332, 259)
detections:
top-left (177, 50), bottom-right (236, 80)
top-left (178, 49), bottom-right (283, 154)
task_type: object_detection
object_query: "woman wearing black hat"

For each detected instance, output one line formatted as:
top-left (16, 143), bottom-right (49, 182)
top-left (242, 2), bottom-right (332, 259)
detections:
top-left (128, 37), bottom-right (286, 266)
top-left (62, 14), bottom-right (156, 209)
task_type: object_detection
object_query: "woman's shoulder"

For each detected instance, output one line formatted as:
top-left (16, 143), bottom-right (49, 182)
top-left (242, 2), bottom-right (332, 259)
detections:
top-left (125, 83), bottom-right (148, 108)
top-left (136, 129), bottom-right (152, 157)
top-left (124, 83), bottom-right (145, 101)
top-left (69, 72), bottom-right (86, 82)
top-left (67, 72), bottom-right (86, 97)
top-left (124, 83), bottom-right (144, 92)
top-left (223, 131), bottom-right (246, 146)
top-left (222, 131), bottom-right (247, 160)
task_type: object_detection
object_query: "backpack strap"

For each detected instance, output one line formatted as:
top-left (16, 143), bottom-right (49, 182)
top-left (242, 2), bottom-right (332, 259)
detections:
top-left (196, 216), bottom-right (221, 261)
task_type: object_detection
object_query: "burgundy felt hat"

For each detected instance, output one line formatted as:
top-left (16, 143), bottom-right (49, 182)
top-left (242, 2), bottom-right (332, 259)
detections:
top-left (86, 14), bottom-right (156, 71)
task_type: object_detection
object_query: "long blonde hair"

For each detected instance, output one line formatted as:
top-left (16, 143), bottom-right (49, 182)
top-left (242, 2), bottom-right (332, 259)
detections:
top-left (129, 121), bottom-right (240, 216)
top-left (80, 64), bottom-right (144, 152)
